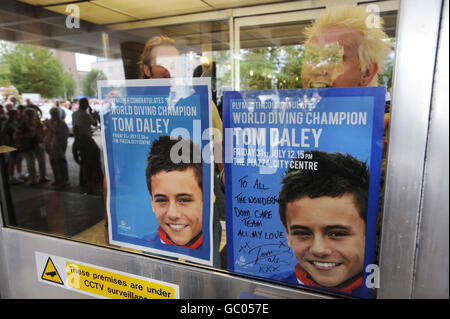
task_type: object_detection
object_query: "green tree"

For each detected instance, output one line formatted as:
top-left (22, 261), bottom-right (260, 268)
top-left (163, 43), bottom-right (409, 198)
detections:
top-left (212, 50), bottom-right (231, 91)
top-left (240, 47), bottom-right (281, 90)
top-left (237, 45), bottom-right (306, 91)
top-left (62, 70), bottom-right (76, 99)
top-left (379, 38), bottom-right (396, 90)
top-left (276, 45), bottom-right (305, 89)
top-left (0, 42), bottom-right (73, 98)
top-left (82, 69), bottom-right (107, 97)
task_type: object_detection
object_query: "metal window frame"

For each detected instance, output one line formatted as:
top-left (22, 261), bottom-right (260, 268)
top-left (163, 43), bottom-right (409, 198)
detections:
top-left (412, 0), bottom-right (449, 298)
top-left (377, 0), bottom-right (445, 299)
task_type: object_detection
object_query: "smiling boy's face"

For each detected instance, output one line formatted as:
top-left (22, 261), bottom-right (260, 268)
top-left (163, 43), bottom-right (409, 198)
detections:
top-left (285, 193), bottom-right (366, 288)
top-left (150, 168), bottom-right (203, 246)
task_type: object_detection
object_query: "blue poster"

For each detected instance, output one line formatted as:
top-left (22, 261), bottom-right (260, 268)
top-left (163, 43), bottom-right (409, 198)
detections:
top-left (99, 78), bottom-right (214, 266)
top-left (223, 87), bottom-right (385, 298)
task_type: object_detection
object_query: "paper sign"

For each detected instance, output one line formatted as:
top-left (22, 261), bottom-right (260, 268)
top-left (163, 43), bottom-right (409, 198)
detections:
top-left (99, 78), bottom-right (214, 266)
top-left (35, 251), bottom-right (179, 299)
top-left (223, 87), bottom-right (385, 298)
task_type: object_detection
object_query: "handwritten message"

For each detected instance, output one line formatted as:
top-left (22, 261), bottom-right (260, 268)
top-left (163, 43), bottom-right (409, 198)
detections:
top-left (232, 173), bottom-right (294, 274)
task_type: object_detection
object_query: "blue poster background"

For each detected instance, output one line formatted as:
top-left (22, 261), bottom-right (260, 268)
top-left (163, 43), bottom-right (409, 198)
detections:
top-left (223, 87), bottom-right (385, 298)
top-left (100, 79), bottom-right (213, 265)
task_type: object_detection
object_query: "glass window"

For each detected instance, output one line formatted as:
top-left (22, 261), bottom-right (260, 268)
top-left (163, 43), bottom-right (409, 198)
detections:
top-left (0, 13), bottom-right (232, 266)
top-left (0, 0), bottom-right (398, 298)
top-left (229, 5), bottom-right (397, 298)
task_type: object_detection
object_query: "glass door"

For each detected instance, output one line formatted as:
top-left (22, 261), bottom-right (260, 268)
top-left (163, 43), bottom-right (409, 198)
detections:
top-left (227, 2), bottom-right (400, 298)
top-left (233, 9), bottom-right (322, 91)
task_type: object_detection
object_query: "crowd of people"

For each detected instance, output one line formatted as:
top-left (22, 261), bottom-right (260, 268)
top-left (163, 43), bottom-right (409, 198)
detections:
top-left (0, 95), bottom-right (103, 194)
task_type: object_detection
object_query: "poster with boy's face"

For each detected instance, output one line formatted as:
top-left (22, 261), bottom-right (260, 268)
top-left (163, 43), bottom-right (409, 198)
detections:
top-left (99, 78), bottom-right (214, 266)
top-left (223, 87), bottom-right (385, 298)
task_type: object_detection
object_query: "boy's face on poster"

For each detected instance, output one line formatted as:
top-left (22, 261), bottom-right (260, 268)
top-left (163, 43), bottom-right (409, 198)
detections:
top-left (151, 168), bottom-right (203, 246)
top-left (285, 193), bottom-right (366, 288)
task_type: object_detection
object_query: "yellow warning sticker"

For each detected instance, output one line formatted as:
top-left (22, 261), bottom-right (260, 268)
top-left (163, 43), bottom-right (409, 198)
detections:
top-left (41, 257), bottom-right (64, 285)
top-left (35, 252), bottom-right (179, 299)
top-left (66, 262), bottom-right (175, 299)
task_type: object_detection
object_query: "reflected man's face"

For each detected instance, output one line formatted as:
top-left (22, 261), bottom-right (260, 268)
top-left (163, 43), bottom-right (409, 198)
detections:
top-left (285, 193), bottom-right (366, 288)
top-left (151, 168), bottom-right (203, 246)
top-left (302, 26), bottom-right (373, 88)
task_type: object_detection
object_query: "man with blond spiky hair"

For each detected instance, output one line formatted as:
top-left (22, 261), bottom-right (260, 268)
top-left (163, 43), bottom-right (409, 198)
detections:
top-left (301, 5), bottom-right (391, 89)
top-left (302, 5), bottom-right (392, 156)
top-left (270, 6), bottom-right (391, 296)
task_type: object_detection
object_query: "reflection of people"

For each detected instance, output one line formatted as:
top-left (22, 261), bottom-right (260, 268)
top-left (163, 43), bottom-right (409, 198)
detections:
top-left (138, 35), bottom-right (178, 79)
top-left (136, 35), bottom-right (223, 265)
top-left (301, 5), bottom-right (391, 154)
top-left (45, 107), bottom-right (70, 188)
top-left (301, 5), bottom-right (390, 89)
top-left (72, 126), bottom-right (103, 194)
top-left (275, 151), bottom-right (369, 293)
top-left (144, 135), bottom-right (203, 249)
top-left (138, 36), bottom-right (223, 136)
top-left (72, 97), bottom-right (97, 137)
top-left (13, 108), bottom-right (49, 185)
top-left (25, 98), bottom-right (43, 118)
top-left (0, 109), bottom-right (22, 184)
top-left (219, 5), bottom-right (389, 191)
top-left (193, 60), bottom-right (217, 107)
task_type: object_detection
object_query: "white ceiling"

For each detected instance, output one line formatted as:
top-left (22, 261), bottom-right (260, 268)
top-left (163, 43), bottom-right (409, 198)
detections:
top-left (1, 0), bottom-right (398, 58)
top-left (17, 0), bottom-right (289, 24)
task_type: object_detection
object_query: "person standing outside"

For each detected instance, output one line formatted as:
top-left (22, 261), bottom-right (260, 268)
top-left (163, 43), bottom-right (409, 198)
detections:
top-left (7, 95), bottom-right (17, 110)
top-left (72, 97), bottom-right (97, 137)
top-left (0, 109), bottom-right (23, 184)
top-left (13, 108), bottom-right (49, 185)
top-left (55, 100), bottom-right (66, 120)
top-left (138, 36), bottom-right (223, 252)
top-left (300, 5), bottom-right (391, 151)
top-left (72, 97), bottom-right (99, 188)
top-left (25, 98), bottom-right (43, 119)
top-left (270, 5), bottom-right (391, 293)
top-left (72, 126), bottom-right (103, 194)
top-left (45, 107), bottom-right (70, 188)
top-left (301, 5), bottom-right (390, 89)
